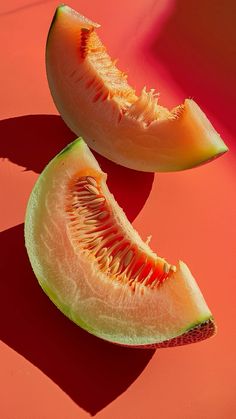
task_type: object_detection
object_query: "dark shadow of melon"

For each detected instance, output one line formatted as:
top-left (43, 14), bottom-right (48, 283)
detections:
top-left (0, 115), bottom-right (155, 415)
top-left (0, 115), bottom-right (154, 221)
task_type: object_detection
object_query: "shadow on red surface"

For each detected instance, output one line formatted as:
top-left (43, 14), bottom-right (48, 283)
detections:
top-left (0, 115), bottom-right (155, 415)
top-left (0, 115), bottom-right (154, 221)
top-left (0, 225), bottom-right (155, 415)
top-left (146, 0), bottom-right (236, 148)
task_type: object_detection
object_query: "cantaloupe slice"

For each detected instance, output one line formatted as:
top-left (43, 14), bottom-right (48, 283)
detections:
top-left (46, 5), bottom-right (228, 172)
top-left (25, 138), bottom-right (216, 347)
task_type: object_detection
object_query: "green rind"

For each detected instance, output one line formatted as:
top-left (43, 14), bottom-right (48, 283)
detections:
top-left (46, 4), bottom-right (64, 46)
top-left (38, 277), bottom-right (97, 335)
top-left (37, 274), bottom-right (215, 348)
top-left (154, 148), bottom-right (228, 173)
top-left (57, 136), bottom-right (83, 157)
top-left (123, 319), bottom-right (216, 349)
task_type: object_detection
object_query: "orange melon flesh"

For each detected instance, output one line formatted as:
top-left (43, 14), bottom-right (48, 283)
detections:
top-left (25, 138), bottom-right (215, 347)
top-left (46, 5), bottom-right (228, 172)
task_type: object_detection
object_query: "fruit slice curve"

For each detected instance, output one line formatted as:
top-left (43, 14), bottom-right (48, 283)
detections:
top-left (25, 138), bottom-right (216, 348)
top-left (46, 5), bottom-right (228, 172)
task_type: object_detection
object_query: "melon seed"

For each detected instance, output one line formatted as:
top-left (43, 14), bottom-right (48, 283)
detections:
top-left (86, 176), bottom-right (98, 187)
top-left (85, 184), bottom-right (100, 194)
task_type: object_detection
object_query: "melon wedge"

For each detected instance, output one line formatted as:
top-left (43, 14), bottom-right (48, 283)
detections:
top-left (25, 138), bottom-right (216, 347)
top-left (46, 5), bottom-right (228, 172)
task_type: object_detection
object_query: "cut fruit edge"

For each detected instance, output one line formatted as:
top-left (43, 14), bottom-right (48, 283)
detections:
top-left (46, 5), bottom-right (228, 172)
top-left (25, 138), bottom-right (216, 347)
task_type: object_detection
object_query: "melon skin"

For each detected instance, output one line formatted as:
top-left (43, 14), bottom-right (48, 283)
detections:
top-left (131, 320), bottom-right (216, 349)
top-left (45, 5), bottom-right (228, 173)
top-left (25, 138), bottom-right (216, 348)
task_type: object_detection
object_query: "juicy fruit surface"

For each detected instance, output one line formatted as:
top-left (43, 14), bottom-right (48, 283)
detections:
top-left (25, 138), bottom-right (216, 347)
top-left (46, 5), bottom-right (228, 172)
top-left (66, 176), bottom-right (176, 290)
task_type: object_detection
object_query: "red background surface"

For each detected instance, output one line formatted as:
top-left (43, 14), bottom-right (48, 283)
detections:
top-left (1, 1), bottom-right (236, 418)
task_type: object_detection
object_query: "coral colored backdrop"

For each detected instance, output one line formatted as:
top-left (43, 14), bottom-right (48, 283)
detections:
top-left (1, 1), bottom-right (236, 418)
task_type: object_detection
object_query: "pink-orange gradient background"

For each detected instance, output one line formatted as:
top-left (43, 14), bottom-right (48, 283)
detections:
top-left (1, 1), bottom-right (236, 418)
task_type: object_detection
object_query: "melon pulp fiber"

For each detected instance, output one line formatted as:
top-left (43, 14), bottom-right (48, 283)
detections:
top-left (25, 138), bottom-right (216, 348)
top-left (46, 5), bottom-right (228, 173)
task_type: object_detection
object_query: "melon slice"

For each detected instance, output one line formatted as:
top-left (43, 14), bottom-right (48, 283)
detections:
top-left (25, 138), bottom-right (216, 348)
top-left (46, 5), bottom-right (228, 172)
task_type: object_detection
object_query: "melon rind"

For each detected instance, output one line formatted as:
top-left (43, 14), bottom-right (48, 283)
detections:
top-left (25, 138), bottom-right (216, 347)
top-left (45, 5), bottom-right (228, 172)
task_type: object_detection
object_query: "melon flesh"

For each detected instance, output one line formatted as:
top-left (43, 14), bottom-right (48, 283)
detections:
top-left (25, 138), bottom-right (215, 347)
top-left (46, 5), bottom-right (228, 172)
